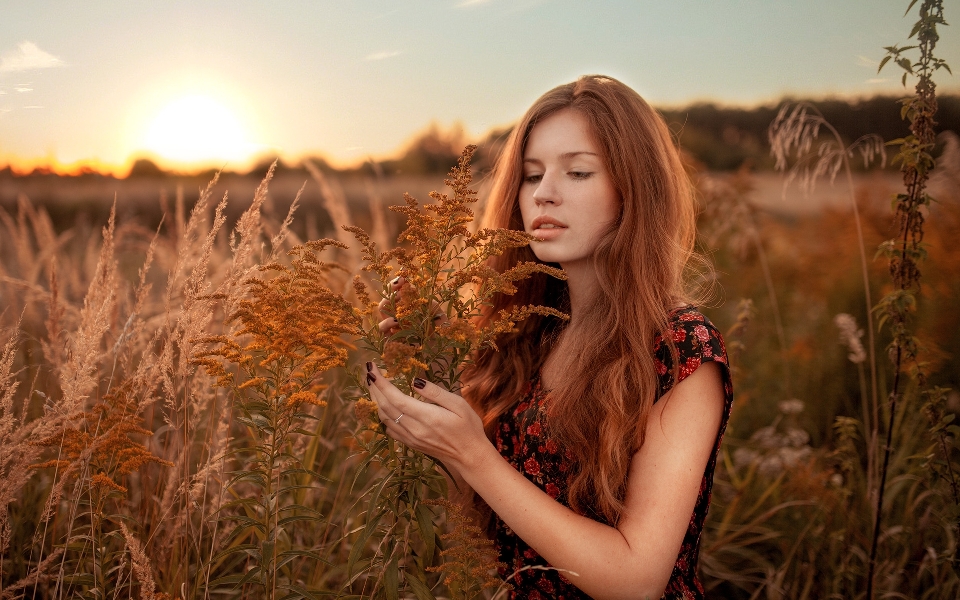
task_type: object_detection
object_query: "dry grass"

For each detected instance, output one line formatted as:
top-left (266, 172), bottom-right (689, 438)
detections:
top-left (0, 126), bottom-right (958, 598)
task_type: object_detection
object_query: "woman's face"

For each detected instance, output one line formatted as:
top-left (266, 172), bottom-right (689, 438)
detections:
top-left (519, 108), bottom-right (620, 269)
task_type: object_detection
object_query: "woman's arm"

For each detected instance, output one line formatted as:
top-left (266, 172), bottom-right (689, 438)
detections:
top-left (365, 361), bottom-right (724, 600)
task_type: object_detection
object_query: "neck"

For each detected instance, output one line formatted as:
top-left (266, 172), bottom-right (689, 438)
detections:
top-left (559, 258), bottom-right (601, 330)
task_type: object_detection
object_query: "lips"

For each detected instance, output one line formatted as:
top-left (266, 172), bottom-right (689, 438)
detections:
top-left (530, 216), bottom-right (567, 241)
top-left (531, 216), bottom-right (567, 231)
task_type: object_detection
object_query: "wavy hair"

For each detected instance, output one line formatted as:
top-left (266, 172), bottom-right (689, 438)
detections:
top-left (463, 75), bottom-right (704, 525)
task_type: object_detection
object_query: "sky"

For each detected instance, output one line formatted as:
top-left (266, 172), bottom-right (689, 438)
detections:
top-left (0, 0), bottom-right (956, 174)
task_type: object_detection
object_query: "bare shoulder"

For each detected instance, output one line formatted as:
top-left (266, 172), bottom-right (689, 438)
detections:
top-left (650, 360), bottom-right (725, 445)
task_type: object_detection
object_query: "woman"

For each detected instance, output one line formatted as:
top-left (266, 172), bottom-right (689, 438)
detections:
top-left (365, 75), bottom-right (732, 600)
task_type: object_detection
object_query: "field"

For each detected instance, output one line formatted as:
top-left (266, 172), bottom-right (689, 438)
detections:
top-left (1, 134), bottom-right (958, 598)
top-left (2, 9), bottom-right (960, 592)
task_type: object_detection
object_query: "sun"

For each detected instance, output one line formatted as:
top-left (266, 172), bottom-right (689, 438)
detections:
top-left (143, 95), bottom-right (255, 166)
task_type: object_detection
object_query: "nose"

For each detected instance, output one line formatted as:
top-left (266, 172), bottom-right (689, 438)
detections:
top-left (531, 170), bottom-right (560, 206)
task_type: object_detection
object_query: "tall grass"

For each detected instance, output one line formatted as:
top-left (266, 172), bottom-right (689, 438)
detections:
top-left (0, 3), bottom-right (958, 597)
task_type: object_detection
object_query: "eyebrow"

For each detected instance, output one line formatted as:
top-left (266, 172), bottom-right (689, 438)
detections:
top-left (523, 151), bottom-right (600, 163)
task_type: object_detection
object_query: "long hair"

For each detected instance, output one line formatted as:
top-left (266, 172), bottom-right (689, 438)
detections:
top-left (463, 75), bottom-right (704, 525)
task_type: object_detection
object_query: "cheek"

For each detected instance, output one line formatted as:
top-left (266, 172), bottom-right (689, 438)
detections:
top-left (518, 191), bottom-right (535, 231)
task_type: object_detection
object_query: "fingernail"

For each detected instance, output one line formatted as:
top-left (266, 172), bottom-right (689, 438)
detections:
top-left (366, 373), bottom-right (376, 385)
top-left (413, 377), bottom-right (426, 389)
top-left (366, 361), bottom-right (373, 372)
top-left (390, 276), bottom-right (401, 285)
top-left (392, 318), bottom-right (399, 324)
top-left (433, 314), bottom-right (442, 321)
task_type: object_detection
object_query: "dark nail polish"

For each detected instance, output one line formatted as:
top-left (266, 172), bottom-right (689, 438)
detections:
top-left (392, 317), bottom-right (399, 323)
top-left (413, 377), bottom-right (426, 389)
top-left (366, 361), bottom-right (373, 372)
top-left (390, 276), bottom-right (400, 285)
top-left (366, 373), bottom-right (376, 385)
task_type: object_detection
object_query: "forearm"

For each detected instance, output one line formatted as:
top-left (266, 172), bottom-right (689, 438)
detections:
top-left (456, 441), bottom-right (670, 600)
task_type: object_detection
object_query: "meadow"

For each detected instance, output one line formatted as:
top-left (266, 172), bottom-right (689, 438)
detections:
top-left (1, 3), bottom-right (958, 598)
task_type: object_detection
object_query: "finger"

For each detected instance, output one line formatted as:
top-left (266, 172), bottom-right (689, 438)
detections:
top-left (410, 377), bottom-right (470, 417)
top-left (390, 275), bottom-right (405, 292)
top-left (368, 363), bottom-right (442, 420)
top-left (365, 368), bottom-right (398, 416)
top-left (378, 297), bottom-right (394, 319)
top-left (378, 316), bottom-right (399, 334)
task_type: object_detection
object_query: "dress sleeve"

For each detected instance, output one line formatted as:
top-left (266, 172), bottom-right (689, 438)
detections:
top-left (653, 308), bottom-right (732, 402)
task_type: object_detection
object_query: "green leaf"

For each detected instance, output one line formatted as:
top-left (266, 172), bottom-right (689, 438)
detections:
top-left (278, 513), bottom-right (325, 527)
top-left (211, 543), bottom-right (261, 565)
top-left (406, 569), bottom-right (437, 600)
top-left (415, 503), bottom-right (436, 567)
top-left (277, 549), bottom-right (333, 566)
top-left (347, 509), bottom-right (385, 577)
top-left (384, 555), bottom-right (400, 600)
top-left (237, 564), bottom-right (265, 588)
top-left (878, 55), bottom-right (892, 73)
top-left (905, 0), bottom-right (919, 16)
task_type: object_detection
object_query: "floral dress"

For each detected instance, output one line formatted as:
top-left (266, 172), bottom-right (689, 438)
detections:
top-left (493, 306), bottom-right (733, 599)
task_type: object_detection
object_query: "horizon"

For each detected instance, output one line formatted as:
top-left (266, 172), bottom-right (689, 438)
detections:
top-left (2, 0), bottom-right (957, 177)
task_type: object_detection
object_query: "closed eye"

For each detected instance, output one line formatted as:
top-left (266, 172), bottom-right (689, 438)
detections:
top-left (569, 171), bottom-right (593, 180)
top-left (524, 173), bottom-right (543, 183)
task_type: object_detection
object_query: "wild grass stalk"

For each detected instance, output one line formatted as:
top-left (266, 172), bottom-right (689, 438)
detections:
top-left (869, 1), bottom-right (954, 595)
top-left (768, 104), bottom-right (886, 497)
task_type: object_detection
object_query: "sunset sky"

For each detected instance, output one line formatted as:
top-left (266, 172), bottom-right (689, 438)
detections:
top-left (1, 0), bottom-right (956, 174)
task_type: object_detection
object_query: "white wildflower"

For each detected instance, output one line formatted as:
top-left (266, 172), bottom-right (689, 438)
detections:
top-left (833, 313), bottom-right (867, 364)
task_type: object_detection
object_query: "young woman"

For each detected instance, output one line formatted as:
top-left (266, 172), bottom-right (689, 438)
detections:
top-left (365, 75), bottom-right (733, 600)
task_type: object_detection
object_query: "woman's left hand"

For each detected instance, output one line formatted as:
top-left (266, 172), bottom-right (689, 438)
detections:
top-left (364, 362), bottom-right (488, 472)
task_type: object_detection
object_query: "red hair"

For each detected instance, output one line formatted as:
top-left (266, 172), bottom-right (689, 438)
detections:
top-left (463, 75), bottom-right (704, 525)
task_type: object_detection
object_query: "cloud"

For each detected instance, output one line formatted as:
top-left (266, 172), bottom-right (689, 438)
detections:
top-left (857, 55), bottom-right (879, 69)
top-left (0, 42), bottom-right (64, 73)
top-left (22, 105), bottom-right (44, 109)
top-left (15, 86), bottom-right (33, 93)
top-left (365, 50), bottom-right (401, 61)
top-left (458, 0), bottom-right (492, 6)
top-left (866, 78), bottom-right (889, 84)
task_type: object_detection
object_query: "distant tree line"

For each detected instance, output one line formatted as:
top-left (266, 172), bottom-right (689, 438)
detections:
top-left (4, 94), bottom-right (957, 180)
top-left (367, 94), bottom-right (960, 174)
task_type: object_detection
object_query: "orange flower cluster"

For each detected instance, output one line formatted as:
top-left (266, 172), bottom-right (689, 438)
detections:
top-left (346, 145), bottom-right (567, 390)
top-left (382, 341), bottom-right (430, 378)
top-left (425, 498), bottom-right (508, 597)
top-left (193, 240), bottom-right (360, 413)
top-left (32, 380), bottom-right (173, 496)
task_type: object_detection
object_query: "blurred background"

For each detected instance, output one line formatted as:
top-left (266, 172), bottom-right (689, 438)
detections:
top-left (2, 2), bottom-right (959, 596)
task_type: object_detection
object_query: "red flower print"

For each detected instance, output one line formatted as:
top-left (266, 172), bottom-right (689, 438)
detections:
top-left (672, 327), bottom-right (687, 342)
top-left (524, 548), bottom-right (539, 559)
top-left (524, 457), bottom-right (541, 476)
top-left (679, 311), bottom-right (699, 321)
top-left (526, 421), bottom-right (542, 436)
top-left (545, 439), bottom-right (559, 454)
top-left (680, 356), bottom-right (701, 380)
top-left (545, 483), bottom-right (560, 498)
top-left (703, 343), bottom-right (714, 358)
top-left (656, 358), bottom-right (668, 375)
top-left (694, 324), bottom-right (710, 343)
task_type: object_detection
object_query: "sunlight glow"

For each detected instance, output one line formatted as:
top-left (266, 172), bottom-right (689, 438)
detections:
top-left (143, 95), bottom-right (255, 166)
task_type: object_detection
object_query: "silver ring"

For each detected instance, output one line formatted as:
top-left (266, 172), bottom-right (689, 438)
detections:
top-left (394, 413), bottom-right (404, 424)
